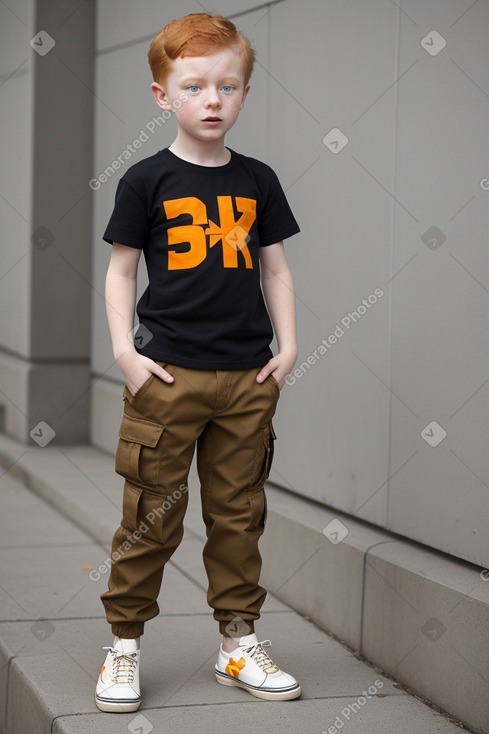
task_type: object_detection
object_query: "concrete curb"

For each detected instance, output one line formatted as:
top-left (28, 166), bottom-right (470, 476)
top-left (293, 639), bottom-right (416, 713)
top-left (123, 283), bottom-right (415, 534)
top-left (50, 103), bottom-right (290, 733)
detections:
top-left (259, 486), bottom-right (489, 734)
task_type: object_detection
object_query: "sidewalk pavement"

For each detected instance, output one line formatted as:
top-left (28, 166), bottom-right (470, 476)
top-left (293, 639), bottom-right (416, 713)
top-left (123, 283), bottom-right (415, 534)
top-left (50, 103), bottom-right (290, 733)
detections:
top-left (0, 433), bottom-right (469, 734)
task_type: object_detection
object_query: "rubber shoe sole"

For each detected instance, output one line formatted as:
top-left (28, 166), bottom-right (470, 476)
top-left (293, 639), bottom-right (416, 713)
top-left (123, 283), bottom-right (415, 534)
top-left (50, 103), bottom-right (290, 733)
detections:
top-left (215, 668), bottom-right (301, 701)
top-left (95, 694), bottom-right (141, 713)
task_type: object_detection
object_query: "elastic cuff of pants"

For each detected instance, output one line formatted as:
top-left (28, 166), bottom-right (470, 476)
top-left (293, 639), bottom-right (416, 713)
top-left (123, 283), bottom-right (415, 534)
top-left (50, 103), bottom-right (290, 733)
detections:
top-left (111, 622), bottom-right (145, 639)
top-left (219, 620), bottom-right (255, 637)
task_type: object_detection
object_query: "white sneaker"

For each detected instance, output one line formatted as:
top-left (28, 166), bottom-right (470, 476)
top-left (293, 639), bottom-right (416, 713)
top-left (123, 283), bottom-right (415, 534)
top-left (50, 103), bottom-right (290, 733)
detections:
top-left (215, 633), bottom-right (301, 701)
top-left (95, 638), bottom-right (141, 712)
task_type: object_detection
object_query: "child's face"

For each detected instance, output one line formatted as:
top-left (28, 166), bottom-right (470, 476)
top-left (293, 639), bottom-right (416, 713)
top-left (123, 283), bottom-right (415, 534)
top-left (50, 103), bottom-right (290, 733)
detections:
top-left (152, 45), bottom-right (250, 145)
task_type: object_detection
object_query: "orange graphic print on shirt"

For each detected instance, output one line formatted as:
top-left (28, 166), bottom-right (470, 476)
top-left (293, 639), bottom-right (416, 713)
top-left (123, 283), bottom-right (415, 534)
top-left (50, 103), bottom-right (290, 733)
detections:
top-left (164, 196), bottom-right (256, 270)
top-left (225, 656), bottom-right (246, 679)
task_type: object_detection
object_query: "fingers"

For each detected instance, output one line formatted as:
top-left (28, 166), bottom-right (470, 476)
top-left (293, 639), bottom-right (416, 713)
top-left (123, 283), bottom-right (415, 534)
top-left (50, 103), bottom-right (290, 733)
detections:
top-left (256, 368), bottom-right (270, 383)
top-left (152, 362), bottom-right (174, 383)
top-left (256, 361), bottom-right (276, 384)
top-left (159, 367), bottom-right (174, 383)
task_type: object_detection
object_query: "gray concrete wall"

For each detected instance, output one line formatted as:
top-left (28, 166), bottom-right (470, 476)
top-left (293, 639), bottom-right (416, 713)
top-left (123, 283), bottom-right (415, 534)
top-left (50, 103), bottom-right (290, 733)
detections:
top-left (0, 0), bottom-right (35, 359)
top-left (271, 0), bottom-right (489, 567)
top-left (89, 0), bottom-right (489, 568)
top-left (1, 0), bottom-right (484, 565)
top-left (0, 0), bottom-right (95, 443)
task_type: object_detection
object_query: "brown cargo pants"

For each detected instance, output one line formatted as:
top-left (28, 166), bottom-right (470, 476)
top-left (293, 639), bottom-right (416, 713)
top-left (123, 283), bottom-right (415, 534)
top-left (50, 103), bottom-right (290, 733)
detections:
top-left (100, 363), bottom-right (279, 639)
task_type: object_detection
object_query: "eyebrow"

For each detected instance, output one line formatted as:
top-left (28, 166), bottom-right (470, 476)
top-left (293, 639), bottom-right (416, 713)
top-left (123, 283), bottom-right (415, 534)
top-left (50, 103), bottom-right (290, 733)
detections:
top-left (181, 76), bottom-right (242, 85)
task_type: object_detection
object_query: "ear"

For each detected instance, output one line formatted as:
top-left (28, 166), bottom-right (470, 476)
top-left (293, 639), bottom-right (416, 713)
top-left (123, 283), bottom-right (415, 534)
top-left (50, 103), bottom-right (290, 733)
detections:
top-left (151, 82), bottom-right (173, 111)
top-left (240, 84), bottom-right (251, 110)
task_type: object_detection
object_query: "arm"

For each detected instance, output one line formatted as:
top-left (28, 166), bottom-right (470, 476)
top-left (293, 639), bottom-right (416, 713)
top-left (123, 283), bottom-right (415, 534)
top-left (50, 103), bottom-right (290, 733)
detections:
top-left (256, 242), bottom-right (298, 389)
top-left (105, 242), bottom-right (173, 394)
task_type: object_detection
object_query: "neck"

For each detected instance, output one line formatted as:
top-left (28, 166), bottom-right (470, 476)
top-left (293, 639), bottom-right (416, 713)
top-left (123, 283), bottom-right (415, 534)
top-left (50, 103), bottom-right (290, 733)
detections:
top-left (169, 135), bottom-right (231, 167)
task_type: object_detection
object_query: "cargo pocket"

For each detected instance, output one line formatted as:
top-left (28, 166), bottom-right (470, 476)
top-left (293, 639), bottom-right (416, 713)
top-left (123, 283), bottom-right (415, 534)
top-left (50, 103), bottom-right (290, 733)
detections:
top-left (121, 482), bottom-right (143, 533)
top-left (246, 487), bottom-right (268, 532)
top-left (250, 422), bottom-right (276, 489)
top-left (115, 413), bottom-right (164, 487)
top-left (246, 422), bottom-right (276, 531)
top-left (120, 483), bottom-right (167, 543)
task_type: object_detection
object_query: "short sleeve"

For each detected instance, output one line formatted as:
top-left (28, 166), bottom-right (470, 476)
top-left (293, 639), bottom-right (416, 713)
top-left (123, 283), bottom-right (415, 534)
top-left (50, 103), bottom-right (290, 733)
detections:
top-left (103, 178), bottom-right (148, 249)
top-left (257, 167), bottom-right (300, 246)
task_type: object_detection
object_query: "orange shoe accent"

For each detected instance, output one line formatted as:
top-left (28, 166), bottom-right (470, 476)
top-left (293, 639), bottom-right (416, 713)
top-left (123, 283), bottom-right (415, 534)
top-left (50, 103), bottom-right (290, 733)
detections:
top-left (99, 665), bottom-right (105, 682)
top-left (225, 657), bottom-right (246, 679)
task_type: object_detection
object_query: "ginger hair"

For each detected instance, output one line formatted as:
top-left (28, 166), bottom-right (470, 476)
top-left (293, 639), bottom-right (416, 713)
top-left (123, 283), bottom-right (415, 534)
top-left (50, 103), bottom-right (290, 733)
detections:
top-left (148, 13), bottom-right (255, 85)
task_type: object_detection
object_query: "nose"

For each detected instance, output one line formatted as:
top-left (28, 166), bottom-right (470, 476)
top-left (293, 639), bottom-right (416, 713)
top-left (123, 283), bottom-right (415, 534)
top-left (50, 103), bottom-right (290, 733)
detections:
top-left (204, 86), bottom-right (221, 108)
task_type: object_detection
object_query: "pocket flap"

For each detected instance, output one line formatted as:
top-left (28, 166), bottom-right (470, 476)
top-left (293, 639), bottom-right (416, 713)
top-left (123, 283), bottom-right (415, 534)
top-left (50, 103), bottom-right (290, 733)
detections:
top-left (118, 413), bottom-right (164, 447)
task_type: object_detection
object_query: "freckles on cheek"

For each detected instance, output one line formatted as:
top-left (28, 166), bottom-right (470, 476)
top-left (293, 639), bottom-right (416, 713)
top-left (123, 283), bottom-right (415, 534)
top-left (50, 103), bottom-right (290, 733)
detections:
top-left (175, 102), bottom-right (193, 121)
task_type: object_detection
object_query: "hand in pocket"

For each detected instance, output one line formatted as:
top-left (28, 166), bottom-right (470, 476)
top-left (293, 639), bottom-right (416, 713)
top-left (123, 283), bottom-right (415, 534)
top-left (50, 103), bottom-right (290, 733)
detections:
top-left (117, 352), bottom-right (174, 396)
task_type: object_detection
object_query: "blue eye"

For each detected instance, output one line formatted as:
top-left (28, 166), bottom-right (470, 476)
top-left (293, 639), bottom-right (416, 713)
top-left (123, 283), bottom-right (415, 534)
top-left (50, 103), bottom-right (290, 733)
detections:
top-left (188, 85), bottom-right (200, 93)
top-left (221, 85), bottom-right (234, 93)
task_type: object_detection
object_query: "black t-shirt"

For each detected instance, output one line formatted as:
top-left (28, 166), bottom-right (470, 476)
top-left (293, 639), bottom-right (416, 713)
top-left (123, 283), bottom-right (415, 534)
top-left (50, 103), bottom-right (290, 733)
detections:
top-left (103, 147), bottom-right (300, 369)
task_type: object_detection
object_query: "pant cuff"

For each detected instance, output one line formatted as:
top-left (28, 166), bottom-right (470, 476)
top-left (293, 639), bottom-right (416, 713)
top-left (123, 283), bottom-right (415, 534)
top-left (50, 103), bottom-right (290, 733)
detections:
top-left (111, 622), bottom-right (145, 639)
top-left (219, 620), bottom-right (255, 637)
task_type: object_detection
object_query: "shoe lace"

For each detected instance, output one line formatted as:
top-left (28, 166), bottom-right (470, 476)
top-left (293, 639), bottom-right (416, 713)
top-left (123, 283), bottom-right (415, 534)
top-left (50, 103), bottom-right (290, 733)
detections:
top-left (245, 640), bottom-right (280, 674)
top-left (103, 646), bottom-right (138, 684)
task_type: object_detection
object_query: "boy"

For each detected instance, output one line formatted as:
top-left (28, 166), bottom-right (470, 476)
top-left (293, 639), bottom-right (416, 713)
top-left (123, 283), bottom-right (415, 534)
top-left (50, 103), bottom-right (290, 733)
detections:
top-left (95, 13), bottom-right (301, 712)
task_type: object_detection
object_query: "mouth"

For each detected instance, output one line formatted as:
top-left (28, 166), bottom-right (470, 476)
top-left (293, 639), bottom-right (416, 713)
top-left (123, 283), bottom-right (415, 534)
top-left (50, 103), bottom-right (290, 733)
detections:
top-left (203, 116), bottom-right (222, 122)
